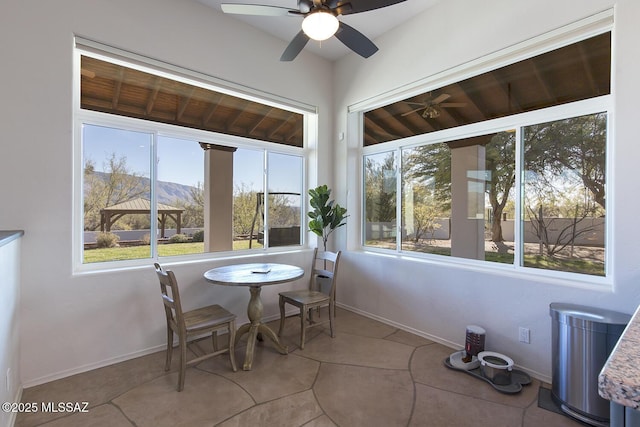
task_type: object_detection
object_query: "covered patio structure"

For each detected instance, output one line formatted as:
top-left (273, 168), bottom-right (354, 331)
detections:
top-left (99, 198), bottom-right (184, 238)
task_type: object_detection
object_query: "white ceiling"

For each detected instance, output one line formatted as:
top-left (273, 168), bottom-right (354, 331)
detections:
top-left (196, 0), bottom-right (439, 61)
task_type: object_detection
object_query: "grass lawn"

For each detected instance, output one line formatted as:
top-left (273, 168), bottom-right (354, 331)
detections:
top-left (83, 240), bottom-right (263, 263)
top-left (367, 240), bottom-right (604, 276)
top-left (523, 255), bottom-right (604, 276)
top-left (87, 239), bottom-right (604, 276)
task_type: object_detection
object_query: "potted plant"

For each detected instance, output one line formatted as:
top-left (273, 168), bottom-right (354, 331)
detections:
top-left (308, 184), bottom-right (348, 252)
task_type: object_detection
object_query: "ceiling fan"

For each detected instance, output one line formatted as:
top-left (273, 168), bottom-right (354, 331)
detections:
top-left (401, 94), bottom-right (467, 119)
top-left (221, 0), bottom-right (407, 61)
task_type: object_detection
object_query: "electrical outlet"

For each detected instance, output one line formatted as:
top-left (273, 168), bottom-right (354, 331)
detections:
top-left (519, 327), bottom-right (530, 344)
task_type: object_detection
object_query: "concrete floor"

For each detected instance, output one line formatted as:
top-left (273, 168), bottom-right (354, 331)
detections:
top-left (15, 308), bottom-right (584, 427)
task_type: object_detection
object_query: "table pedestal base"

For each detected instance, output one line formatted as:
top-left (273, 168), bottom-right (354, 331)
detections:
top-left (235, 286), bottom-right (288, 370)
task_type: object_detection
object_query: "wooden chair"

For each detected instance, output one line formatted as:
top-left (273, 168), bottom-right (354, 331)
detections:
top-left (154, 263), bottom-right (237, 391)
top-left (278, 249), bottom-right (341, 349)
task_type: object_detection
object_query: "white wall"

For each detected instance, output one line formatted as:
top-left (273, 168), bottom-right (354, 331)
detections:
top-left (333, 0), bottom-right (640, 381)
top-left (0, 0), bottom-right (333, 386)
top-left (3, 0), bottom-right (640, 389)
top-left (0, 235), bottom-right (22, 427)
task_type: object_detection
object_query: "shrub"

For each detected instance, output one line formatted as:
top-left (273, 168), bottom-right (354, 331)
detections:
top-left (96, 232), bottom-right (120, 248)
top-left (192, 229), bottom-right (204, 242)
top-left (169, 233), bottom-right (189, 243)
top-left (141, 233), bottom-right (151, 245)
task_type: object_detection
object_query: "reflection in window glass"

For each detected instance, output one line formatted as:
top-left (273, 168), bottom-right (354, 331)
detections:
top-left (402, 143), bottom-right (451, 255)
top-left (401, 132), bottom-right (515, 263)
top-left (267, 152), bottom-right (303, 247)
top-left (82, 124), bottom-right (152, 263)
top-left (523, 113), bottom-right (606, 276)
top-left (364, 151), bottom-right (397, 249)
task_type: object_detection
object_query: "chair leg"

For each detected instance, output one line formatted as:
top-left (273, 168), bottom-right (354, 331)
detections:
top-left (165, 328), bottom-right (173, 371)
top-left (212, 330), bottom-right (219, 352)
top-left (228, 321), bottom-right (237, 372)
top-left (278, 296), bottom-right (286, 336)
top-left (177, 335), bottom-right (187, 392)
top-left (300, 306), bottom-right (306, 350)
top-left (329, 303), bottom-right (335, 338)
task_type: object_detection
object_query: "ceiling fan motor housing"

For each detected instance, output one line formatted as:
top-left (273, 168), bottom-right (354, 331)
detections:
top-left (221, 0), bottom-right (407, 60)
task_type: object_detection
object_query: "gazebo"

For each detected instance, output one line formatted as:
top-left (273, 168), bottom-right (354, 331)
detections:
top-left (100, 198), bottom-right (184, 238)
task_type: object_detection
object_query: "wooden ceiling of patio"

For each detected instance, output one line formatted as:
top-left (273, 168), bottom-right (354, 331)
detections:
top-left (80, 56), bottom-right (304, 147)
top-left (364, 32), bottom-right (611, 145)
top-left (79, 32), bottom-right (610, 149)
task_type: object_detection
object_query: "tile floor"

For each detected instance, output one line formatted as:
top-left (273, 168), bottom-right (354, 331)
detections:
top-left (15, 308), bottom-right (584, 427)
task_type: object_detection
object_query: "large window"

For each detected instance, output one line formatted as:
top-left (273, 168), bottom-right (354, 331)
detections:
top-left (364, 151), bottom-right (397, 249)
top-left (399, 131), bottom-right (516, 264)
top-left (522, 113), bottom-right (606, 276)
top-left (362, 29), bottom-right (610, 279)
top-left (76, 44), bottom-right (308, 268)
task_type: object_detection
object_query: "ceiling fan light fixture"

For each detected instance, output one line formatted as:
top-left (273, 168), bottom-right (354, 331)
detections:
top-left (422, 106), bottom-right (440, 119)
top-left (302, 10), bottom-right (339, 41)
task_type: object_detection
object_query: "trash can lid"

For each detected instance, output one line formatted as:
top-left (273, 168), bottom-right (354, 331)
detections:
top-left (549, 302), bottom-right (631, 331)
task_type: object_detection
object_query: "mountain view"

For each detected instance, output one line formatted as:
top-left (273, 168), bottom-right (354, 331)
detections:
top-left (90, 171), bottom-right (196, 206)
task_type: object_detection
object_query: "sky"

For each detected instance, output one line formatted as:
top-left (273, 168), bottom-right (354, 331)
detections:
top-left (83, 124), bottom-right (301, 194)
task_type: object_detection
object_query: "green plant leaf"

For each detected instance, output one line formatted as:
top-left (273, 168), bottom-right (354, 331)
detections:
top-left (308, 185), bottom-right (348, 250)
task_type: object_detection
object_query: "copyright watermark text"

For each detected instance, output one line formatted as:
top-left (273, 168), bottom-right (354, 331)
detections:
top-left (2, 401), bottom-right (89, 413)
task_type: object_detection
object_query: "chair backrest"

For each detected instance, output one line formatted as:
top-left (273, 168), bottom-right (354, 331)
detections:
top-left (154, 263), bottom-right (184, 333)
top-left (310, 249), bottom-right (342, 300)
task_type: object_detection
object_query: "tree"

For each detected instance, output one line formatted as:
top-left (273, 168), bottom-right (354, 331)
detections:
top-left (524, 113), bottom-right (606, 209)
top-left (83, 154), bottom-right (149, 231)
top-left (269, 193), bottom-right (301, 228)
top-left (403, 143), bottom-right (451, 210)
top-left (405, 135), bottom-right (516, 243)
top-left (173, 182), bottom-right (204, 228)
top-left (233, 183), bottom-right (259, 237)
top-left (524, 162), bottom-right (604, 258)
top-left (365, 152), bottom-right (397, 222)
top-left (526, 202), bottom-right (600, 257)
top-left (485, 132), bottom-right (516, 242)
top-left (406, 185), bottom-right (442, 242)
top-left (523, 113), bottom-right (607, 260)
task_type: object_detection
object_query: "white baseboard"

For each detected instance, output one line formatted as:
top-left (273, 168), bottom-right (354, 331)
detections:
top-left (23, 305), bottom-right (549, 390)
top-left (21, 309), bottom-right (300, 389)
top-left (7, 386), bottom-right (22, 427)
top-left (336, 302), bottom-right (551, 384)
top-left (21, 344), bottom-right (167, 389)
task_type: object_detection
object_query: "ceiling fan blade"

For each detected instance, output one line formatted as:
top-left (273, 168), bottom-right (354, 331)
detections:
top-left (335, 22), bottom-right (378, 58)
top-left (440, 103), bottom-right (467, 108)
top-left (221, 3), bottom-right (294, 16)
top-left (280, 30), bottom-right (310, 61)
top-left (298, 0), bottom-right (313, 13)
top-left (337, 0), bottom-right (406, 15)
top-left (431, 93), bottom-right (451, 104)
top-left (401, 106), bottom-right (428, 117)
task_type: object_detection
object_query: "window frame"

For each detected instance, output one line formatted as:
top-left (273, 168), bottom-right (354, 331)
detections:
top-left (355, 12), bottom-right (614, 288)
top-left (73, 42), bottom-right (314, 274)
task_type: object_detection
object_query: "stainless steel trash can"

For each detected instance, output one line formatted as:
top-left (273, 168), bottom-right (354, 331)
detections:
top-left (550, 303), bottom-right (630, 427)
